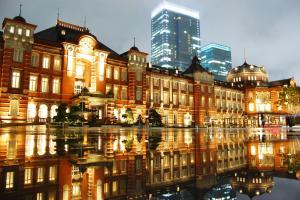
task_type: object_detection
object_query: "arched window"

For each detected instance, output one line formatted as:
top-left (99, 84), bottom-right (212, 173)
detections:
top-left (39, 104), bottom-right (48, 122)
top-left (50, 105), bottom-right (58, 118)
top-left (27, 103), bottom-right (36, 122)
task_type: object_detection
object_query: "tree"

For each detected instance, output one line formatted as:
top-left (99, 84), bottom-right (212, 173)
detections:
top-left (148, 109), bottom-right (162, 127)
top-left (278, 86), bottom-right (300, 114)
top-left (122, 108), bottom-right (134, 125)
top-left (53, 103), bottom-right (69, 123)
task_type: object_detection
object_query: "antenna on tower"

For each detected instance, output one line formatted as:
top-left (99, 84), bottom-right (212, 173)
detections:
top-left (244, 48), bottom-right (247, 62)
top-left (133, 37), bottom-right (136, 47)
top-left (84, 16), bottom-right (86, 28)
top-left (57, 8), bottom-right (60, 21)
top-left (19, 4), bottom-right (22, 16)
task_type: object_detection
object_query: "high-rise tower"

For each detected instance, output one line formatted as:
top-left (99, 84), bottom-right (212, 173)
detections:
top-left (151, 1), bottom-right (201, 71)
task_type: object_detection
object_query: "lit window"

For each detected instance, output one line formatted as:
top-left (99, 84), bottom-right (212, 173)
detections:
top-left (52, 78), bottom-right (60, 94)
top-left (54, 57), bottom-right (61, 71)
top-left (10, 99), bottom-right (19, 116)
top-left (201, 96), bottom-right (205, 107)
top-left (31, 53), bottom-right (39, 67)
top-left (121, 87), bottom-right (127, 100)
top-left (11, 70), bottom-right (21, 88)
top-left (26, 29), bottom-right (30, 37)
top-left (29, 75), bottom-right (37, 91)
top-left (249, 102), bottom-right (255, 112)
top-left (24, 168), bottom-right (32, 184)
top-left (37, 167), bottom-right (44, 183)
top-left (251, 145), bottom-right (256, 155)
top-left (6, 172), bottom-right (14, 189)
top-left (121, 69), bottom-right (127, 81)
top-left (42, 56), bottom-right (50, 69)
top-left (106, 66), bottom-right (111, 78)
top-left (41, 77), bottom-right (49, 93)
top-left (7, 136), bottom-right (17, 159)
top-left (114, 67), bottom-right (119, 80)
top-left (9, 26), bottom-right (14, 33)
top-left (18, 28), bottom-right (22, 35)
top-left (49, 166), bottom-right (56, 181)
top-left (112, 181), bottom-right (118, 193)
top-left (104, 183), bottom-right (109, 194)
top-left (113, 86), bottom-right (119, 99)
top-left (49, 135), bottom-right (56, 155)
top-left (74, 81), bottom-right (84, 94)
top-left (13, 48), bottom-right (23, 62)
top-left (76, 63), bottom-right (84, 78)
top-left (25, 135), bottom-right (34, 157)
top-left (72, 183), bottom-right (81, 196)
top-left (37, 135), bottom-right (46, 155)
top-left (106, 84), bottom-right (111, 94)
top-left (136, 87), bottom-right (142, 101)
top-left (36, 193), bottom-right (43, 200)
top-left (136, 71), bottom-right (142, 81)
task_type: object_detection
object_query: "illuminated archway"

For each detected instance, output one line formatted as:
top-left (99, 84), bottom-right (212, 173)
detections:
top-left (27, 102), bottom-right (36, 122)
top-left (39, 104), bottom-right (48, 121)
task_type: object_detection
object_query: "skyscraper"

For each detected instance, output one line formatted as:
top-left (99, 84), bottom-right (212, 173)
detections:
top-left (151, 1), bottom-right (201, 71)
top-left (200, 43), bottom-right (232, 81)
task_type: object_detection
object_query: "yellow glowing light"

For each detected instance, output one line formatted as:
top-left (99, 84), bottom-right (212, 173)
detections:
top-left (251, 145), bottom-right (256, 156)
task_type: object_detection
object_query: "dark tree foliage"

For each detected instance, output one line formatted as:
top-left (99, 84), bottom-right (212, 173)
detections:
top-left (148, 109), bottom-right (163, 127)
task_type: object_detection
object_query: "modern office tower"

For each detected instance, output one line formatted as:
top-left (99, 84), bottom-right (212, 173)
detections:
top-left (151, 1), bottom-right (201, 71)
top-left (201, 43), bottom-right (232, 81)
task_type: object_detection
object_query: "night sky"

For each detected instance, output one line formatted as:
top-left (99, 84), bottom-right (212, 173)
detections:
top-left (0, 0), bottom-right (299, 83)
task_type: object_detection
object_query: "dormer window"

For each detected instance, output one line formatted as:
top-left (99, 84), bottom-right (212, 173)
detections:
top-left (18, 28), bottom-right (22, 35)
top-left (26, 29), bottom-right (30, 37)
top-left (9, 26), bottom-right (14, 33)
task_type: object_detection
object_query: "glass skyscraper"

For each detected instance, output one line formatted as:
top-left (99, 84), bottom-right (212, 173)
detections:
top-left (151, 1), bottom-right (201, 71)
top-left (200, 43), bottom-right (232, 81)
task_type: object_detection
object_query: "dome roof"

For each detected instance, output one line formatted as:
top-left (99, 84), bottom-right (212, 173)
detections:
top-left (130, 46), bottom-right (139, 51)
top-left (229, 61), bottom-right (267, 75)
top-left (13, 15), bottom-right (26, 23)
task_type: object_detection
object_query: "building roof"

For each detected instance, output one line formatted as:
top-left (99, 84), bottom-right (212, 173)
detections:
top-left (229, 61), bottom-right (267, 74)
top-left (268, 78), bottom-right (294, 87)
top-left (34, 20), bottom-right (126, 61)
top-left (13, 15), bottom-right (26, 23)
top-left (151, 1), bottom-right (199, 19)
top-left (183, 56), bottom-right (210, 74)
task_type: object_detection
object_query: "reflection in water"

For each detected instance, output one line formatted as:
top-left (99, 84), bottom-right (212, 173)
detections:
top-left (0, 126), bottom-right (299, 200)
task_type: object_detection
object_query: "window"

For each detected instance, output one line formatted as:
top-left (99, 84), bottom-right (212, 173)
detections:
top-left (136, 71), bottom-right (142, 81)
top-left (29, 75), bottom-right (37, 91)
top-left (49, 166), bottom-right (56, 181)
top-left (25, 135), bottom-right (34, 157)
top-left (41, 77), bottom-right (49, 93)
top-left (54, 57), bottom-right (61, 71)
top-left (121, 87), bottom-right (127, 100)
top-left (112, 181), bottom-right (118, 193)
top-left (11, 70), bottom-right (21, 88)
top-left (9, 26), bottom-right (14, 33)
top-left (24, 168), bottom-right (32, 184)
top-left (164, 155), bottom-right (170, 167)
top-left (120, 160), bottom-right (127, 174)
top-left (106, 66), bottom-right (111, 78)
top-left (154, 92), bottom-right (160, 104)
top-left (189, 96), bottom-right (194, 107)
top-left (121, 69), bottom-right (127, 81)
top-left (6, 172), bottom-right (14, 189)
top-left (37, 167), bottom-right (44, 183)
top-left (26, 29), bottom-right (30, 37)
top-left (37, 135), bottom-right (46, 155)
top-left (74, 81), bottom-right (83, 94)
top-left (136, 87), bottom-right (142, 101)
top-left (31, 53), bottom-right (39, 67)
top-left (173, 81), bottom-right (178, 89)
top-left (114, 67), bottom-right (119, 80)
top-left (135, 158), bottom-right (142, 172)
top-left (188, 84), bottom-right (193, 92)
top-left (106, 84), bottom-right (111, 94)
top-left (163, 80), bottom-right (169, 88)
top-left (113, 86), bottom-right (119, 99)
top-left (7, 136), bottom-right (17, 159)
top-left (13, 49), bottom-right (23, 62)
top-left (163, 92), bottom-right (169, 105)
top-left (104, 183), bottom-right (109, 194)
top-left (18, 28), bottom-right (22, 35)
top-left (76, 63), bottom-right (84, 78)
top-left (201, 96), bottom-right (205, 107)
top-left (201, 85), bottom-right (205, 92)
top-left (173, 94), bottom-right (177, 105)
top-left (181, 95), bottom-right (186, 105)
top-left (208, 98), bottom-right (212, 107)
top-left (42, 56), bottom-right (50, 69)
top-left (37, 193), bottom-right (43, 200)
top-left (10, 99), bottom-right (19, 116)
top-left (52, 78), bottom-right (60, 94)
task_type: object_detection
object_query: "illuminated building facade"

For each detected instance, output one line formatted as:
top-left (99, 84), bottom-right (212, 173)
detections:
top-left (201, 43), bottom-right (232, 81)
top-left (151, 1), bottom-right (201, 71)
top-left (0, 14), bottom-right (297, 127)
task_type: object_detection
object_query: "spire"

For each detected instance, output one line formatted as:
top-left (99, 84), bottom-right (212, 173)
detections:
top-left (133, 37), bottom-right (136, 47)
top-left (57, 8), bottom-right (60, 21)
top-left (19, 4), bottom-right (22, 16)
top-left (244, 48), bottom-right (247, 63)
top-left (83, 16), bottom-right (86, 28)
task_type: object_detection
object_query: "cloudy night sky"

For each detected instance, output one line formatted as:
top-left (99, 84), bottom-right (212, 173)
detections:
top-left (0, 0), bottom-right (299, 82)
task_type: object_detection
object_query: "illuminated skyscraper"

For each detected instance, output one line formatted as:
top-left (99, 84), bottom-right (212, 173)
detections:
top-left (151, 1), bottom-right (201, 71)
top-left (200, 43), bottom-right (232, 81)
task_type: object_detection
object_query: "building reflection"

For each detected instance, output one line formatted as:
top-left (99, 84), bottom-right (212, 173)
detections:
top-left (0, 126), bottom-right (298, 200)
